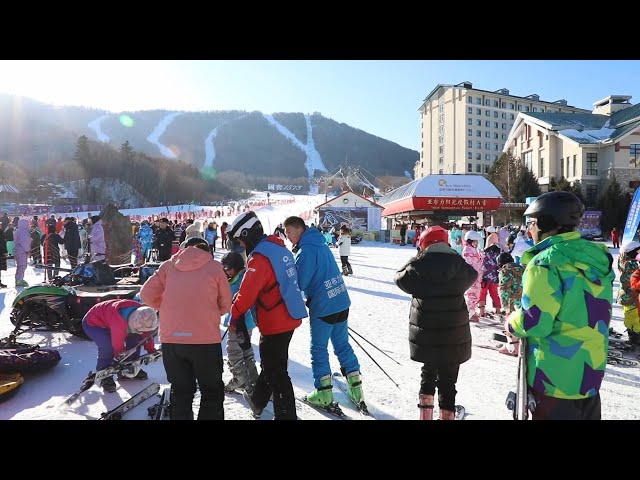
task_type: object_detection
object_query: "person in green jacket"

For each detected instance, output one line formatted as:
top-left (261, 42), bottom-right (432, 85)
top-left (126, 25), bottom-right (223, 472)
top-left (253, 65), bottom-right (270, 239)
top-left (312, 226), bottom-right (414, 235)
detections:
top-left (507, 191), bottom-right (614, 420)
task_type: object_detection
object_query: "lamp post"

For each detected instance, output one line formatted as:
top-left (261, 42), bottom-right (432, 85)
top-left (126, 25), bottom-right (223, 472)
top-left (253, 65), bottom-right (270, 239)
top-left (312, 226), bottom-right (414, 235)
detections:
top-left (267, 192), bottom-right (270, 205)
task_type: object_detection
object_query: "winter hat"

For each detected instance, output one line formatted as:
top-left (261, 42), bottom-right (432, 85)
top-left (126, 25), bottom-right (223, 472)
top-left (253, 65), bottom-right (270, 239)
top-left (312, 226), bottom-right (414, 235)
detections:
top-left (498, 252), bottom-right (514, 267)
top-left (128, 307), bottom-right (158, 332)
top-left (419, 226), bottom-right (449, 250)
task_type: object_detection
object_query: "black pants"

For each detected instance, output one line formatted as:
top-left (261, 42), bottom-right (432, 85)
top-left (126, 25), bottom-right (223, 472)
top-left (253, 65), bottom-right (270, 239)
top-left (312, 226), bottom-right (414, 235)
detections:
top-left (340, 256), bottom-right (353, 275)
top-left (531, 390), bottom-right (601, 420)
top-left (250, 330), bottom-right (297, 420)
top-left (420, 362), bottom-right (460, 412)
top-left (162, 343), bottom-right (224, 420)
top-left (158, 246), bottom-right (172, 262)
top-left (67, 248), bottom-right (79, 269)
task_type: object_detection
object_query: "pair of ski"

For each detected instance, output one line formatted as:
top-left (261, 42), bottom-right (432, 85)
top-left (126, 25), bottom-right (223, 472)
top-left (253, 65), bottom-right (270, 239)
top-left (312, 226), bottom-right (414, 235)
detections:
top-left (607, 350), bottom-right (640, 367)
top-left (147, 386), bottom-right (171, 420)
top-left (63, 330), bottom-right (161, 407)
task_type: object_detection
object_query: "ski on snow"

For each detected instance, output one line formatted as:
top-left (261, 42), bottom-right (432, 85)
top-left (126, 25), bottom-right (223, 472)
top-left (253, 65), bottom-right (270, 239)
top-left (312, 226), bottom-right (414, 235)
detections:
top-left (331, 372), bottom-right (375, 419)
top-left (99, 382), bottom-right (160, 420)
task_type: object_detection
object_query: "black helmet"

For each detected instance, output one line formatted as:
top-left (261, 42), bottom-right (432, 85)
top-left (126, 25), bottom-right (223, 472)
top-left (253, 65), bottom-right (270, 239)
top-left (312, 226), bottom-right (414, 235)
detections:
top-left (523, 191), bottom-right (584, 234)
top-left (221, 252), bottom-right (245, 272)
top-left (497, 252), bottom-right (514, 267)
top-left (227, 211), bottom-right (264, 254)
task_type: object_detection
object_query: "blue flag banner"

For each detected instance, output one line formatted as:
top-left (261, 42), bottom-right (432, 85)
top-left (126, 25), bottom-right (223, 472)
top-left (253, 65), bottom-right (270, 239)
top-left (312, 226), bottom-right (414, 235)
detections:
top-left (622, 187), bottom-right (640, 249)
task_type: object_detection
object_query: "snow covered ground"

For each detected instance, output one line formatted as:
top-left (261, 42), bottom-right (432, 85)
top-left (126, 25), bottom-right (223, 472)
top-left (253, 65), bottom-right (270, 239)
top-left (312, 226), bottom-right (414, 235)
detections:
top-left (0, 197), bottom-right (637, 420)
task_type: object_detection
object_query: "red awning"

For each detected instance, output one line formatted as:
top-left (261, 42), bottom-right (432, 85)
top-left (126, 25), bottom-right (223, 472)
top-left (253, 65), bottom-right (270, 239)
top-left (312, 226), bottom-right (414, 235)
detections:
top-left (379, 174), bottom-right (502, 216)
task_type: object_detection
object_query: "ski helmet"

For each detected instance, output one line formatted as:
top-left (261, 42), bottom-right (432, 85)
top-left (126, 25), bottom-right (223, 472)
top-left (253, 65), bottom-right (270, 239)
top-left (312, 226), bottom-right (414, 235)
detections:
top-left (523, 191), bottom-right (584, 235)
top-left (221, 251), bottom-right (245, 272)
top-left (464, 230), bottom-right (481, 242)
top-left (227, 211), bottom-right (264, 254)
top-left (419, 226), bottom-right (449, 250)
top-left (497, 252), bottom-right (514, 267)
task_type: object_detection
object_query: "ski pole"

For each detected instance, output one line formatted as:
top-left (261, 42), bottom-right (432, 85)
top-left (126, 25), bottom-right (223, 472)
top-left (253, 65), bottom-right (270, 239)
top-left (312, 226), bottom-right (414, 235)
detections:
top-left (348, 332), bottom-right (400, 389)
top-left (348, 326), bottom-right (402, 366)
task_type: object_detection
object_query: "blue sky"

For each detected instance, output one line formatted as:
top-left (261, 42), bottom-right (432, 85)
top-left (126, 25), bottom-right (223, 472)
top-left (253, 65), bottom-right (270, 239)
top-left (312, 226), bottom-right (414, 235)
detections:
top-left (1, 60), bottom-right (639, 151)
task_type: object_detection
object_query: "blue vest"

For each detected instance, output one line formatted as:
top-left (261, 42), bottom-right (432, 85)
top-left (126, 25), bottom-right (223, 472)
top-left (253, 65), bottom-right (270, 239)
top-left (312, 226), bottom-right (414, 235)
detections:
top-left (252, 240), bottom-right (308, 320)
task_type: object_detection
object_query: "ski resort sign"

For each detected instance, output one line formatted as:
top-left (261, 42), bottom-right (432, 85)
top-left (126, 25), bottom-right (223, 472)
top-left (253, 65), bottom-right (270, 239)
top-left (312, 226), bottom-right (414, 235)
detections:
top-left (267, 184), bottom-right (303, 191)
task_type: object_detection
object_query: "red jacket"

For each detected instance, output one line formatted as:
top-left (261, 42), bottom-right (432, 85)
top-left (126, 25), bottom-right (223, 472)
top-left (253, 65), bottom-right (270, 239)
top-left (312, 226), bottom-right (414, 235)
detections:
top-left (611, 229), bottom-right (619, 240)
top-left (231, 235), bottom-right (302, 336)
top-left (84, 299), bottom-right (156, 357)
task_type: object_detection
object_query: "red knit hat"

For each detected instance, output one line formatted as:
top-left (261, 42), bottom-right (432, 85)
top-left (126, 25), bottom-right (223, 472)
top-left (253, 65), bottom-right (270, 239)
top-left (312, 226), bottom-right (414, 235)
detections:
top-left (419, 226), bottom-right (450, 250)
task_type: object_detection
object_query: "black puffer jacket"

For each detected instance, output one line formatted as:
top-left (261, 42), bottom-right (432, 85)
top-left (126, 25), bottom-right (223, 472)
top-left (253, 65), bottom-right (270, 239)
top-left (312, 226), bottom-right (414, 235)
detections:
top-left (395, 243), bottom-right (478, 365)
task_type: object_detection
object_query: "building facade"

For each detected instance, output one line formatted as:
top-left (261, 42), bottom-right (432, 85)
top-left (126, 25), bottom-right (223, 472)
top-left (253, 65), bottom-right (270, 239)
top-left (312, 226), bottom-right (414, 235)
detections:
top-left (504, 95), bottom-right (640, 206)
top-left (416, 81), bottom-right (590, 179)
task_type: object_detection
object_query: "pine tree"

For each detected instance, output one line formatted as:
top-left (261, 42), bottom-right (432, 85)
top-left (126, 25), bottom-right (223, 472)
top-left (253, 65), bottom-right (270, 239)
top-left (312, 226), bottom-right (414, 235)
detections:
top-left (570, 180), bottom-right (586, 205)
top-left (488, 152), bottom-right (518, 202)
top-left (514, 161), bottom-right (542, 202)
top-left (74, 135), bottom-right (90, 170)
top-left (597, 175), bottom-right (627, 234)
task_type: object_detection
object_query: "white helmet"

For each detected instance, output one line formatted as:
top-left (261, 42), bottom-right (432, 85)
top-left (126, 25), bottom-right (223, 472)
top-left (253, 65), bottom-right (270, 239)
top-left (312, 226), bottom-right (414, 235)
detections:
top-left (464, 231), bottom-right (482, 242)
top-left (621, 241), bottom-right (640, 254)
top-left (486, 226), bottom-right (496, 233)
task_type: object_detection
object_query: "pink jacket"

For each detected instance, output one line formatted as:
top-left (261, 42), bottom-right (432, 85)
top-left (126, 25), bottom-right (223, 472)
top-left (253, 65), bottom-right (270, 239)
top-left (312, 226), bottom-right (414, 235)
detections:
top-left (140, 246), bottom-right (232, 344)
top-left (84, 299), bottom-right (156, 357)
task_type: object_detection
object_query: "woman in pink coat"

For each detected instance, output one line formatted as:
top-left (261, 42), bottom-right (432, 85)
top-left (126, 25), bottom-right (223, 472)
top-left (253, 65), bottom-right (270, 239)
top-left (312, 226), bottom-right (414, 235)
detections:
top-left (462, 230), bottom-right (483, 322)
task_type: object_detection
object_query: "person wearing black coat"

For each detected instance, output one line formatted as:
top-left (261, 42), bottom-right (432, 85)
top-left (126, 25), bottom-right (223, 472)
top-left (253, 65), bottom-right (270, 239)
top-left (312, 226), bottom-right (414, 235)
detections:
top-left (62, 217), bottom-right (81, 268)
top-left (153, 218), bottom-right (175, 261)
top-left (394, 226), bottom-right (478, 420)
top-left (41, 224), bottom-right (64, 281)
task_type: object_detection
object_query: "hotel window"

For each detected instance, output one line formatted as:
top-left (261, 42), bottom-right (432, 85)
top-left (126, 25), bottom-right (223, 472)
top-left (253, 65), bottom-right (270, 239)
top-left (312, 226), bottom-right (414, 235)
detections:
top-left (439, 135), bottom-right (444, 144)
top-left (476, 164), bottom-right (482, 173)
top-left (439, 146), bottom-right (444, 155)
top-left (517, 105), bottom-right (522, 111)
top-left (532, 107), bottom-right (537, 112)
top-left (502, 113), bottom-right (506, 119)
top-left (560, 158), bottom-right (564, 177)
top-left (468, 128), bottom-right (473, 136)
top-left (468, 118), bottom-right (473, 125)
top-left (476, 108), bottom-right (482, 115)
top-left (493, 100), bottom-right (499, 107)
top-left (439, 169), bottom-right (444, 174)
top-left (586, 185), bottom-right (598, 205)
top-left (525, 106), bottom-right (530, 112)
top-left (494, 111), bottom-right (498, 117)
top-left (468, 152), bottom-right (473, 159)
top-left (630, 144), bottom-right (640, 166)
top-left (485, 109), bottom-right (490, 116)
top-left (439, 157), bottom-right (444, 165)
top-left (468, 107), bottom-right (473, 114)
top-left (485, 132), bottom-right (491, 138)
top-left (510, 103), bottom-right (514, 110)
top-left (540, 158), bottom-right (545, 177)
top-left (510, 114), bottom-right (515, 120)
top-left (477, 120), bottom-right (482, 126)
top-left (484, 165), bottom-right (490, 173)
top-left (485, 121), bottom-right (491, 127)
top-left (501, 102), bottom-right (506, 108)
top-left (502, 123), bottom-right (507, 129)
top-left (501, 134), bottom-right (506, 140)
top-left (476, 98), bottom-right (482, 105)
top-left (476, 153), bottom-right (481, 160)
top-left (494, 143), bottom-right (499, 150)
top-left (468, 140), bottom-right (473, 148)
top-left (485, 142), bottom-right (490, 150)
top-left (421, 161), bottom-right (423, 168)
top-left (485, 154), bottom-right (491, 161)
top-left (494, 155), bottom-right (499, 161)
top-left (522, 151), bottom-right (533, 171)
top-left (586, 153), bottom-right (597, 175)
top-left (467, 96), bottom-right (473, 103)
top-left (573, 154), bottom-right (578, 176)
top-left (468, 163), bottom-right (473, 172)
top-left (494, 133), bottom-right (499, 139)
top-left (477, 141), bottom-right (482, 148)
top-left (494, 122), bottom-right (498, 128)
top-left (485, 99), bottom-right (490, 106)
top-left (477, 130), bottom-right (481, 137)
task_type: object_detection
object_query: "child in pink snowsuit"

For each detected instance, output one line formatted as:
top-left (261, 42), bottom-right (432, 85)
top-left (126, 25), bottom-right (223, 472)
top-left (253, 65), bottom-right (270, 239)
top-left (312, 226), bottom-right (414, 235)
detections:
top-left (13, 218), bottom-right (32, 287)
top-left (462, 231), bottom-right (483, 322)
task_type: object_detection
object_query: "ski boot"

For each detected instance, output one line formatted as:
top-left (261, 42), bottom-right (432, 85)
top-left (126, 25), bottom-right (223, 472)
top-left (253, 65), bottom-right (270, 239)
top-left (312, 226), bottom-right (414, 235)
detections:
top-left (242, 389), bottom-right (264, 418)
top-left (101, 375), bottom-right (117, 393)
top-left (345, 370), bottom-right (364, 405)
top-left (627, 329), bottom-right (640, 346)
top-left (439, 409), bottom-right (455, 420)
top-left (305, 374), bottom-right (334, 407)
top-left (225, 359), bottom-right (250, 392)
top-left (118, 368), bottom-right (148, 380)
top-left (418, 394), bottom-right (434, 420)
